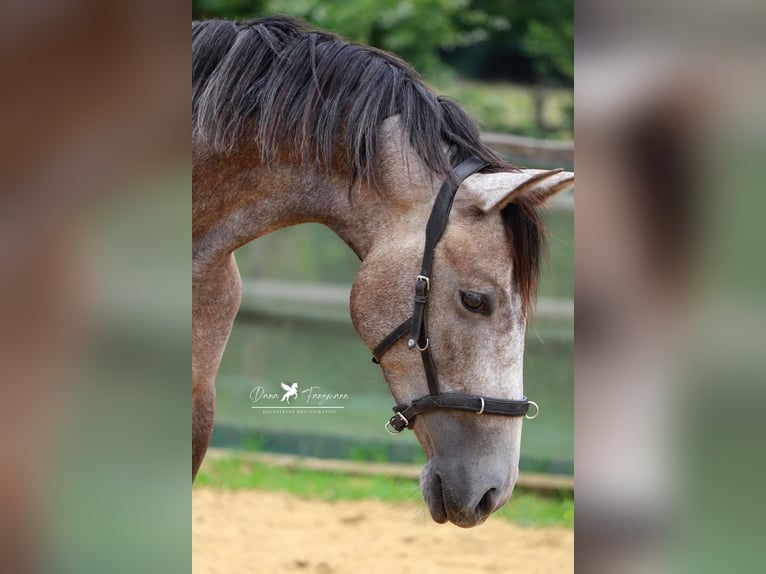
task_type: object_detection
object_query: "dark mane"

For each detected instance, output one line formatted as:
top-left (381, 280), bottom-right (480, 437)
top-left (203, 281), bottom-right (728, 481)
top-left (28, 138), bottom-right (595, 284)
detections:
top-left (192, 15), bottom-right (544, 314)
top-left (192, 16), bottom-right (508, 183)
top-left (503, 196), bottom-right (546, 317)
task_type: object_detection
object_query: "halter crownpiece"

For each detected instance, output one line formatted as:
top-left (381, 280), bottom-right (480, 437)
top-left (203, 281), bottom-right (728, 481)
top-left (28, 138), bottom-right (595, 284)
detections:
top-left (371, 156), bottom-right (540, 434)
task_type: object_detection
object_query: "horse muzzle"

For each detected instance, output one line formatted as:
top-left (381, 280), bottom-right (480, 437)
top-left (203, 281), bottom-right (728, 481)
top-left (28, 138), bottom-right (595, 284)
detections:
top-left (421, 459), bottom-right (514, 528)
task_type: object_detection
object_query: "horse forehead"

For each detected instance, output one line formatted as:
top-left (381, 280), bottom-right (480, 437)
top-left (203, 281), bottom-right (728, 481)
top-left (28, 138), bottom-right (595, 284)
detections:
top-left (444, 217), bottom-right (510, 258)
top-left (438, 220), bottom-right (512, 281)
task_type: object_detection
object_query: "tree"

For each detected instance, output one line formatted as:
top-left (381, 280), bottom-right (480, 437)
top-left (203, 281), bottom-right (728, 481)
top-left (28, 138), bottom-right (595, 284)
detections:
top-left (444, 0), bottom-right (573, 86)
top-left (192, 0), bottom-right (507, 78)
top-left (192, 0), bottom-right (266, 21)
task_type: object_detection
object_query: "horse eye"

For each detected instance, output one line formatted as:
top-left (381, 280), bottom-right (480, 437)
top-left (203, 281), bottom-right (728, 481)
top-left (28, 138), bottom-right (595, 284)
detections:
top-left (460, 291), bottom-right (488, 313)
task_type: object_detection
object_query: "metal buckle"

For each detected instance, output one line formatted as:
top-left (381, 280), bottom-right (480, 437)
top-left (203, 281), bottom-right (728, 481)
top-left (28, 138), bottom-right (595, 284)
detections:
top-left (525, 400), bottom-right (540, 420)
top-left (476, 396), bottom-right (485, 415)
top-left (416, 337), bottom-right (429, 351)
top-left (384, 412), bottom-right (409, 435)
top-left (416, 275), bottom-right (430, 291)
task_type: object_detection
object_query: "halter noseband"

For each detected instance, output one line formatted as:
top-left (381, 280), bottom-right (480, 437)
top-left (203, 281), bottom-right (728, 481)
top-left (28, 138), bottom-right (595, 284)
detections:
top-left (371, 156), bottom-right (539, 434)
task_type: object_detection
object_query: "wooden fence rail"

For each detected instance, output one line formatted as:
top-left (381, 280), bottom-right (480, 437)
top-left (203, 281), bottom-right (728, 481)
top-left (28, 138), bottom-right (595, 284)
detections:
top-left (481, 132), bottom-right (574, 167)
top-left (205, 448), bottom-right (574, 492)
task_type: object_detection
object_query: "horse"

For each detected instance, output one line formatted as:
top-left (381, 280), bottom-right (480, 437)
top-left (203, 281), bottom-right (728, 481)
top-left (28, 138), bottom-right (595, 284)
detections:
top-left (192, 15), bottom-right (573, 528)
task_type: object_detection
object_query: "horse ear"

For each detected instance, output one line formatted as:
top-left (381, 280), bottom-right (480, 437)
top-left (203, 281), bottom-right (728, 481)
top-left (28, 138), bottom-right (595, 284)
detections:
top-left (460, 169), bottom-right (574, 213)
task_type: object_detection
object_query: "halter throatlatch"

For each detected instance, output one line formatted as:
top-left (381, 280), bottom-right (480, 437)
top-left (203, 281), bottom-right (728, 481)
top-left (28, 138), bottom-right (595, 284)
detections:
top-left (371, 156), bottom-right (539, 434)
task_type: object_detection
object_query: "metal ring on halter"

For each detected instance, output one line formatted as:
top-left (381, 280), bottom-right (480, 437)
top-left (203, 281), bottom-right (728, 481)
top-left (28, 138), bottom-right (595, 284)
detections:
top-left (525, 400), bottom-right (540, 420)
top-left (476, 396), bottom-right (485, 415)
top-left (416, 338), bottom-right (429, 351)
top-left (384, 412), bottom-right (408, 435)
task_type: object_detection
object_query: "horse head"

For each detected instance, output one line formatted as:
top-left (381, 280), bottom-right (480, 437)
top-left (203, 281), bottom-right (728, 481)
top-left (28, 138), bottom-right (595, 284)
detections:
top-left (350, 127), bottom-right (573, 526)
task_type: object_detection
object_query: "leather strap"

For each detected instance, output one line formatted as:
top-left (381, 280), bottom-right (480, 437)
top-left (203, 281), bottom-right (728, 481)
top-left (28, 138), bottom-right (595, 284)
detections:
top-left (370, 155), bottom-right (540, 435)
top-left (372, 157), bottom-right (487, 364)
top-left (386, 394), bottom-right (531, 433)
top-left (419, 321), bottom-right (440, 396)
top-left (407, 156), bottom-right (489, 349)
top-left (406, 156), bottom-right (488, 398)
top-left (371, 318), bottom-right (412, 364)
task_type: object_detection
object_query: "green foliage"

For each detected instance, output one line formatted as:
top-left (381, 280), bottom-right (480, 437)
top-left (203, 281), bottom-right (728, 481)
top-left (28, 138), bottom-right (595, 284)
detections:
top-left (445, 0), bottom-right (573, 86)
top-left (192, 0), bottom-right (266, 20)
top-left (193, 0), bottom-right (507, 77)
top-left (512, 0), bottom-right (574, 84)
top-left (195, 454), bottom-right (574, 528)
top-left (523, 16), bottom-right (574, 82)
top-left (268, 0), bottom-right (507, 77)
top-left (191, 0), bottom-right (573, 86)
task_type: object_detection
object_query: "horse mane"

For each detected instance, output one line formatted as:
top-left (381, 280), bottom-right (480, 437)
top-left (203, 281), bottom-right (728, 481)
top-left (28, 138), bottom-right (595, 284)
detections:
top-left (192, 15), bottom-right (544, 315)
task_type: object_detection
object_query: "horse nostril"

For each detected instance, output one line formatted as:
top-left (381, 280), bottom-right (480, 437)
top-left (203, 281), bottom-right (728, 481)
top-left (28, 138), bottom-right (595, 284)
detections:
top-left (475, 487), bottom-right (497, 518)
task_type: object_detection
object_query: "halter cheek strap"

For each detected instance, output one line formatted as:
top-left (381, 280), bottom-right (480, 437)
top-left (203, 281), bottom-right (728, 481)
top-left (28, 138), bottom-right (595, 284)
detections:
top-left (371, 156), bottom-right (539, 433)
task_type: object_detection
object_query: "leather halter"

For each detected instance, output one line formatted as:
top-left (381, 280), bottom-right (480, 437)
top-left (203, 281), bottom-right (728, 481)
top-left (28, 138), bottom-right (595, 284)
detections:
top-left (371, 156), bottom-right (539, 434)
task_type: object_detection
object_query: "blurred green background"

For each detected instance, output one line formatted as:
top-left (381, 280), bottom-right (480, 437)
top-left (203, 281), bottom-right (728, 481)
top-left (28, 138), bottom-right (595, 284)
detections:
top-left (194, 1), bottom-right (574, 474)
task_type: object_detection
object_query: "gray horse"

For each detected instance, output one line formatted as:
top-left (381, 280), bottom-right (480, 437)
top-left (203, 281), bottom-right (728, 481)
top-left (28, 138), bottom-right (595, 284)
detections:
top-left (192, 16), bottom-right (573, 527)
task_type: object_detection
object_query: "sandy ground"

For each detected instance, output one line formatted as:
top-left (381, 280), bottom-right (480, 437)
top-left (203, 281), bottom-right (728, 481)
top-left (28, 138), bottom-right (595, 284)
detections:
top-left (193, 487), bottom-right (573, 574)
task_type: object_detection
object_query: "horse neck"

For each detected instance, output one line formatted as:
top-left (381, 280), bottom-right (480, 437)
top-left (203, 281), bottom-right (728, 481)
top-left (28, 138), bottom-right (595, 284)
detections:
top-left (192, 152), bottom-right (407, 264)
